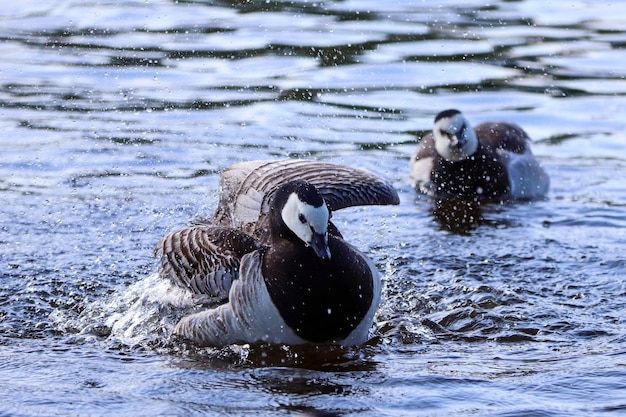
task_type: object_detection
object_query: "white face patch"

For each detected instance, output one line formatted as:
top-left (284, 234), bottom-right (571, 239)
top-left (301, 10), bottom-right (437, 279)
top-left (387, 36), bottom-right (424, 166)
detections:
top-left (281, 193), bottom-right (329, 245)
top-left (433, 113), bottom-right (478, 162)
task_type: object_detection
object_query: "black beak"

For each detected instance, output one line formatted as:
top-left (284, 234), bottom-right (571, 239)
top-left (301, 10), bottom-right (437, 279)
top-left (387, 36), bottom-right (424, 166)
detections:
top-left (454, 124), bottom-right (467, 147)
top-left (310, 232), bottom-right (331, 260)
top-left (453, 135), bottom-right (466, 148)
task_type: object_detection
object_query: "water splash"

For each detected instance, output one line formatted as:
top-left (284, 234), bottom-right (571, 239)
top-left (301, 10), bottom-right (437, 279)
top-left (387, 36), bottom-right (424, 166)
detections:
top-left (53, 273), bottom-right (200, 349)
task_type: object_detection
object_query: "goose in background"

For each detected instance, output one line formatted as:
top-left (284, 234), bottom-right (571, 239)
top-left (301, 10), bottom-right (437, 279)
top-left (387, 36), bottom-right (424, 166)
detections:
top-left (410, 109), bottom-right (549, 201)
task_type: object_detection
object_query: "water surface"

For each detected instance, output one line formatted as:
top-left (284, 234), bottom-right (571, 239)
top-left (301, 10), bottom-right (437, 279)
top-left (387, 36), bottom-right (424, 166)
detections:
top-left (1, 1), bottom-right (625, 416)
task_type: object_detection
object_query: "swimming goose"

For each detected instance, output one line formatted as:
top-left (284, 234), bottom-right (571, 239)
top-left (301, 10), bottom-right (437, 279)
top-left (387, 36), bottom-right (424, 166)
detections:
top-left (410, 109), bottom-right (549, 200)
top-left (155, 160), bottom-right (399, 347)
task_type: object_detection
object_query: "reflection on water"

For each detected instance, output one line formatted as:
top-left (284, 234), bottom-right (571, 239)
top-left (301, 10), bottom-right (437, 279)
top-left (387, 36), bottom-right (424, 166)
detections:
top-left (430, 197), bottom-right (487, 234)
top-left (1, 0), bottom-right (626, 416)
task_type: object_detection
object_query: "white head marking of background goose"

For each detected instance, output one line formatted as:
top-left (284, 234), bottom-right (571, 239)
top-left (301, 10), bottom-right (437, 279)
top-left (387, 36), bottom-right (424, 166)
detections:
top-left (433, 109), bottom-right (479, 162)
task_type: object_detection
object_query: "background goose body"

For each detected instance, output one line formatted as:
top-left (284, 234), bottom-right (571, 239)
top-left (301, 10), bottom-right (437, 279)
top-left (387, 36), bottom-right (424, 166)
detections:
top-left (410, 109), bottom-right (549, 200)
top-left (156, 160), bottom-right (398, 347)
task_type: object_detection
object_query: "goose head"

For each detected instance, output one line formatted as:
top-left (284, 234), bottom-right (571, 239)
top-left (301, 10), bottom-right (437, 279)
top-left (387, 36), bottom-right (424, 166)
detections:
top-left (270, 180), bottom-right (331, 260)
top-left (432, 109), bottom-right (478, 162)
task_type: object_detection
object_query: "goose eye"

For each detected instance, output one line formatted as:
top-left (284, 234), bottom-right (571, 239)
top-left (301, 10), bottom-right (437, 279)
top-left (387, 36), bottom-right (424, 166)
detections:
top-left (298, 213), bottom-right (307, 224)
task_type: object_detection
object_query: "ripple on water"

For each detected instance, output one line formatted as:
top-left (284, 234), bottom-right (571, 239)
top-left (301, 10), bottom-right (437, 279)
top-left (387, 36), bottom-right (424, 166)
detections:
top-left (1, 1), bottom-right (626, 416)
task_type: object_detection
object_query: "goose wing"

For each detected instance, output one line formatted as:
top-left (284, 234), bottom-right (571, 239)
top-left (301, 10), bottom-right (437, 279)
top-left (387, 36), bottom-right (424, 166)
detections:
top-left (173, 251), bottom-right (306, 347)
top-left (213, 159), bottom-right (399, 232)
top-left (155, 226), bottom-right (263, 304)
top-left (474, 122), bottom-right (530, 154)
top-left (410, 132), bottom-right (438, 192)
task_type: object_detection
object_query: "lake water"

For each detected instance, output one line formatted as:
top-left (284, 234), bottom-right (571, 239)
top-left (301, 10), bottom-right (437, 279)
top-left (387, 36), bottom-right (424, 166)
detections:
top-left (1, 1), bottom-right (625, 416)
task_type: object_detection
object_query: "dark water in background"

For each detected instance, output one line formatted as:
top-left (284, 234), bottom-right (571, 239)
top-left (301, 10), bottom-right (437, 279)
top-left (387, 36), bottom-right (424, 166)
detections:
top-left (1, 1), bottom-right (626, 416)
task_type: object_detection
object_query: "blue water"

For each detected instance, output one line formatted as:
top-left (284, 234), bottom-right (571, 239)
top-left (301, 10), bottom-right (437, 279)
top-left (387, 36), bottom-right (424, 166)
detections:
top-left (1, 1), bottom-right (626, 416)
